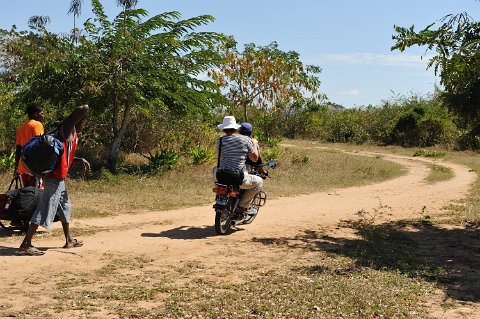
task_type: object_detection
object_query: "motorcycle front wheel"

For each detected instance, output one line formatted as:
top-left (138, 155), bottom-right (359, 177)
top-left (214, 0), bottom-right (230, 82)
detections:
top-left (215, 207), bottom-right (231, 235)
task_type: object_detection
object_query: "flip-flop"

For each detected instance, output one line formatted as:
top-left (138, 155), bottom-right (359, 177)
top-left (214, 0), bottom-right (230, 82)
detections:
top-left (63, 239), bottom-right (84, 249)
top-left (17, 246), bottom-right (45, 256)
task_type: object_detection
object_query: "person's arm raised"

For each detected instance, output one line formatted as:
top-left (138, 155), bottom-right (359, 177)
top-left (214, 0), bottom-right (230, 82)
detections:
top-left (61, 105), bottom-right (89, 141)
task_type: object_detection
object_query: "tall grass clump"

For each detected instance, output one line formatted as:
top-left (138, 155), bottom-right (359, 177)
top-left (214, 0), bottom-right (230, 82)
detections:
top-left (190, 145), bottom-right (214, 165)
top-left (142, 149), bottom-right (178, 173)
top-left (0, 152), bottom-right (15, 171)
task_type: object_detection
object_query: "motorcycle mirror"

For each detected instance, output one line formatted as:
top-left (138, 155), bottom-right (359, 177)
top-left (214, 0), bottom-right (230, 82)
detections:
top-left (268, 161), bottom-right (277, 169)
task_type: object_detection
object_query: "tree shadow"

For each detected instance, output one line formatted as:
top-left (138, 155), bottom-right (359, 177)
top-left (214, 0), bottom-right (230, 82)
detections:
top-left (141, 225), bottom-right (244, 240)
top-left (253, 219), bottom-right (480, 303)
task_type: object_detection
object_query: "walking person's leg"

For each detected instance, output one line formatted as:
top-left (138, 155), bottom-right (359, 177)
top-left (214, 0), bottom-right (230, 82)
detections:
top-left (56, 184), bottom-right (83, 248)
top-left (18, 223), bottom-right (42, 255)
top-left (18, 177), bottom-right (72, 255)
top-left (18, 178), bottom-right (62, 255)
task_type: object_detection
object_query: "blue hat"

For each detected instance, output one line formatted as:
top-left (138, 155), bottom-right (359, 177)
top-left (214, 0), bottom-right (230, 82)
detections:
top-left (239, 122), bottom-right (253, 135)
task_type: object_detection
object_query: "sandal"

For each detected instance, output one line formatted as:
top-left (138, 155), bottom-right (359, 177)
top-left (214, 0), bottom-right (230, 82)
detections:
top-left (63, 239), bottom-right (84, 249)
top-left (17, 246), bottom-right (45, 256)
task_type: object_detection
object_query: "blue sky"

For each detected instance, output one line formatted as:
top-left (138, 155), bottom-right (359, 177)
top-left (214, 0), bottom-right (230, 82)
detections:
top-left (1, 0), bottom-right (479, 107)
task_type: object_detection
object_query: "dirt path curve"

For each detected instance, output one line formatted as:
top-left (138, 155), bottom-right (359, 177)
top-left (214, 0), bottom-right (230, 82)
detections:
top-left (1, 148), bottom-right (476, 273)
top-left (0, 148), bottom-right (477, 312)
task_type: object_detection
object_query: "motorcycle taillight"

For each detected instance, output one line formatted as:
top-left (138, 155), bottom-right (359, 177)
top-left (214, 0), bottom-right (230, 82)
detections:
top-left (213, 186), bottom-right (228, 195)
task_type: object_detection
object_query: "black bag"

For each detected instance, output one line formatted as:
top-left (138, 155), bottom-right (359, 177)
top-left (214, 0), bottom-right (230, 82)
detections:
top-left (21, 133), bottom-right (64, 177)
top-left (216, 169), bottom-right (244, 185)
top-left (8, 186), bottom-right (43, 220)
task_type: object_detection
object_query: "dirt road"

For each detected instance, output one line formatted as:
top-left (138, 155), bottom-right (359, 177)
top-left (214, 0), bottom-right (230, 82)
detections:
top-left (0, 149), bottom-right (478, 318)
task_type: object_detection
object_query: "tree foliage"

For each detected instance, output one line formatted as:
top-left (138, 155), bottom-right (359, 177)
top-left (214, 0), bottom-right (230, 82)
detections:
top-left (210, 41), bottom-right (324, 121)
top-left (0, 0), bottom-right (229, 171)
top-left (392, 12), bottom-right (480, 130)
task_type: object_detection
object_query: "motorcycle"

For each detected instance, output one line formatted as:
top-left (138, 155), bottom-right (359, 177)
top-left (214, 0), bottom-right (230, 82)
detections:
top-left (212, 161), bottom-right (276, 235)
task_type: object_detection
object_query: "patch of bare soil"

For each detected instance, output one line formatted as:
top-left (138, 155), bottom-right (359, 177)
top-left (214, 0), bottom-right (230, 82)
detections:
top-left (0, 149), bottom-right (479, 318)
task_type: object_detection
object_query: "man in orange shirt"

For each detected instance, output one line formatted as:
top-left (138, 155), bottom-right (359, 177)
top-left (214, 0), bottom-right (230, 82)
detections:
top-left (18, 105), bottom-right (89, 256)
top-left (14, 103), bottom-right (45, 187)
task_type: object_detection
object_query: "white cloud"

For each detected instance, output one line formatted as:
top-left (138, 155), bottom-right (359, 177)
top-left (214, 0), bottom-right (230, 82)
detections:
top-left (340, 89), bottom-right (360, 96)
top-left (308, 53), bottom-right (432, 68)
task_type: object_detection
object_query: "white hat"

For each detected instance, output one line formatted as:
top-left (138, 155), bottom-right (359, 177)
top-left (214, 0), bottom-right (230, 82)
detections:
top-left (217, 116), bottom-right (241, 130)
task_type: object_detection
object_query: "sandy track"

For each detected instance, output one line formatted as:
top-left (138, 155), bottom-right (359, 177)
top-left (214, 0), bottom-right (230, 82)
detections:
top-left (0, 149), bottom-right (477, 316)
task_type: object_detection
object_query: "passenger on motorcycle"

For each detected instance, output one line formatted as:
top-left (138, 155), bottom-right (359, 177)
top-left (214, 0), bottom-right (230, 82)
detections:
top-left (239, 122), bottom-right (263, 172)
top-left (214, 116), bottom-right (263, 212)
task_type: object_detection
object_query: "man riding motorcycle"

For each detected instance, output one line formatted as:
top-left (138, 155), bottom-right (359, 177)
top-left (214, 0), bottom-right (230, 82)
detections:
top-left (213, 116), bottom-right (263, 214)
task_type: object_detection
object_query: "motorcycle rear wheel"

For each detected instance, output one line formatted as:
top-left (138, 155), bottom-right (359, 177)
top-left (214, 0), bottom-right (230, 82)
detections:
top-left (215, 207), bottom-right (231, 235)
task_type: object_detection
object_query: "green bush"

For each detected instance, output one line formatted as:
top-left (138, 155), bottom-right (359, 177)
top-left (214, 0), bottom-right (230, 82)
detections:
top-left (262, 147), bottom-right (281, 161)
top-left (0, 152), bottom-right (15, 171)
top-left (292, 154), bottom-right (310, 165)
top-left (258, 135), bottom-right (281, 148)
top-left (142, 149), bottom-right (178, 173)
top-left (387, 96), bottom-right (459, 147)
top-left (324, 108), bottom-right (370, 144)
top-left (190, 145), bottom-right (214, 165)
top-left (98, 167), bottom-right (117, 183)
top-left (413, 149), bottom-right (446, 158)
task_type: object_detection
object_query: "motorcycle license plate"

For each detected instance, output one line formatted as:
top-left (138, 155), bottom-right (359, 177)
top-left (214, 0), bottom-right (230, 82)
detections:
top-left (215, 194), bottom-right (228, 206)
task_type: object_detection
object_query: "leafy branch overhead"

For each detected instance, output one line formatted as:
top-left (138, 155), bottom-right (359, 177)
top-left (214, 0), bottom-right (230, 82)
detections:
top-left (392, 12), bottom-right (480, 127)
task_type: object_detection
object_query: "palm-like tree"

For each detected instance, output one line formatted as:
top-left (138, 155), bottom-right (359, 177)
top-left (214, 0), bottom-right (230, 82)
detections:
top-left (116, 0), bottom-right (138, 9)
top-left (27, 15), bottom-right (51, 30)
top-left (67, 0), bottom-right (83, 43)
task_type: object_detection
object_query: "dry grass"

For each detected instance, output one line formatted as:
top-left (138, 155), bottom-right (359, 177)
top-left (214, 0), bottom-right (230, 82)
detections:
top-left (0, 140), bottom-right (404, 220)
top-left (1, 140), bottom-right (479, 318)
top-left (440, 151), bottom-right (480, 227)
top-left (0, 249), bottom-right (434, 319)
top-left (424, 164), bottom-right (454, 184)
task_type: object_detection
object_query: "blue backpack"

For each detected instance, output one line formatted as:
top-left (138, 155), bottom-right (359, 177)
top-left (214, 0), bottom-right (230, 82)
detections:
top-left (21, 133), bottom-right (64, 177)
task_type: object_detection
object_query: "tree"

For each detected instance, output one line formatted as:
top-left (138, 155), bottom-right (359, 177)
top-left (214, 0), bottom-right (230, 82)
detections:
top-left (0, 0), bottom-right (229, 171)
top-left (67, 0), bottom-right (83, 43)
top-left (392, 12), bottom-right (480, 132)
top-left (210, 41), bottom-right (324, 122)
top-left (27, 16), bottom-right (51, 30)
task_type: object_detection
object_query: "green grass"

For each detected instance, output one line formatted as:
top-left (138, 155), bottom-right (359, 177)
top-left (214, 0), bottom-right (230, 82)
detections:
top-left (413, 149), bottom-right (446, 158)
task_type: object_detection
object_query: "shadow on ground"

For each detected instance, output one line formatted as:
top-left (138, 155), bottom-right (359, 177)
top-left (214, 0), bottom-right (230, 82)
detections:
top-left (0, 227), bottom-right (24, 238)
top-left (253, 219), bottom-right (480, 303)
top-left (142, 225), bottom-right (218, 240)
top-left (0, 245), bottom-right (50, 256)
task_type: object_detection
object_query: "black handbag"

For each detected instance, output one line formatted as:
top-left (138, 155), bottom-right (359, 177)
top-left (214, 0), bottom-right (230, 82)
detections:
top-left (216, 168), bottom-right (244, 185)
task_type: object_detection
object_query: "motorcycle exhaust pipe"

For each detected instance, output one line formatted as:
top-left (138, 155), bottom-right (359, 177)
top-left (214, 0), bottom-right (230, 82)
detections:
top-left (230, 218), bottom-right (244, 226)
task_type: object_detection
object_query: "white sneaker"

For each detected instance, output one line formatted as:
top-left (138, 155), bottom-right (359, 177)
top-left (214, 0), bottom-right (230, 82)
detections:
top-left (242, 207), bottom-right (258, 225)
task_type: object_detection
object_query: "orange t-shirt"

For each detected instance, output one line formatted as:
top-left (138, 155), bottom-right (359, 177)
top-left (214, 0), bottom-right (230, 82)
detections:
top-left (16, 119), bottom-right (44, 174)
